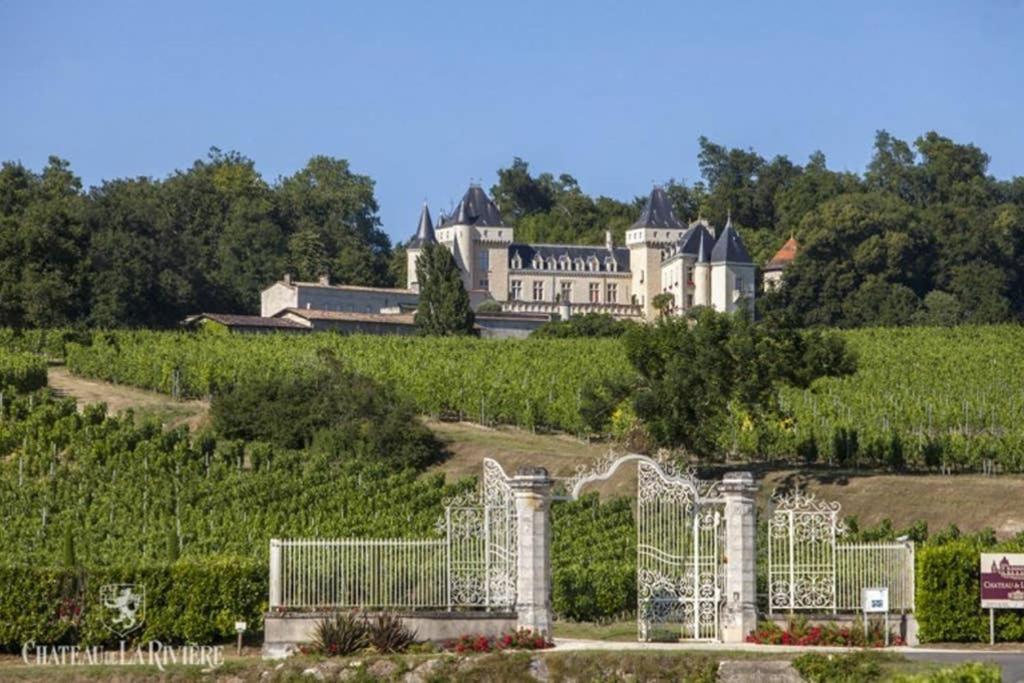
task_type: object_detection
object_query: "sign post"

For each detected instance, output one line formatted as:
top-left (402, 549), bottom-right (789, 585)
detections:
top-left (980, 553), bottom-right (1024, 646)
top-left (862, 587), bottom-right (889, 646)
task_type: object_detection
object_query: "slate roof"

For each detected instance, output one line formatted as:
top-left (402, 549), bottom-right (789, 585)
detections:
top-left (710, 217), bottom-right (753, 264)
top-left (406, 203), bottom-right (436, 248)
top-left (439, 185), bottom-right (506, 227)
top-left (632, 187), bottom-right (685, 230)
top-left (508, 243), bottom-right (631, 273)
top-left (677, 223), bottom-right (715, 257)
top-left (764, 237), bottom-right (799, 271)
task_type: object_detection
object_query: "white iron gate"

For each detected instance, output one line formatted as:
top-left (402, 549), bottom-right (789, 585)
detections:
top-left (636, 461), bottom-right (725, 641)
top-left (767, 490), bottom-right (915, 614)
top-left (565, 454), bottom-right (727, 642)
top-left (269, 458), bottom-right (517, 612)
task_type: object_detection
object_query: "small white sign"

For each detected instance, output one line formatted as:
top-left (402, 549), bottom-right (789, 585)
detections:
top-left (862, 586), bottom-right (889, 613)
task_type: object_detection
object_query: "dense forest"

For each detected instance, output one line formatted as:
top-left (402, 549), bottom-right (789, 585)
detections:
top-left (2, 130), bottom-right (1022, 328)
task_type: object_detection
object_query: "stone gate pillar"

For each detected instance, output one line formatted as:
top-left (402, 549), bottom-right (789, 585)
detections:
top-left (510, 466), bottom-right (554, 636)
top-left (720, 471), bottom-right (758, 643)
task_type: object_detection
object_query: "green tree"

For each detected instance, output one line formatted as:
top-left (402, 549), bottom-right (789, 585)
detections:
top-left (275, 155), bottom-right (393, 286)
top-left (651, 292), bottom-right (675, 317)
top-left (622, 309), bottom-right (854, 457)
top-left (413, 243), bottom-right (474, 335)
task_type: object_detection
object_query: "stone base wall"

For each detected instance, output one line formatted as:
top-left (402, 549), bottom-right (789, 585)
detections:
top-left (264, 611), bottom-right (517, 655)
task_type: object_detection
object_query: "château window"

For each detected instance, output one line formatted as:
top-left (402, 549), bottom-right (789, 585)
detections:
top-left (736, 277), bottom-right (744, 291)
top-left (606, 283), bottom-right (617, 303)
top-left (589, 282), bottom-right (600, 303)
top-left (574, 258), bottom-right (584, 271)
top-left (687, 294), bottom-right (694, 307)
top-left (532, 257), bottom-right (543, 270)
top-left (477, 249), bottom-right (489, 273)
top-left (511, 280), bottom-right (523, 300)
top-left (532, 281), bottom-right (544, 301)
top-left (479, 278), bottom-right (489, 290)
top-left (511, 254), bottom-right (522, 269)
top-left (560, 281), bottom-right (573, 303)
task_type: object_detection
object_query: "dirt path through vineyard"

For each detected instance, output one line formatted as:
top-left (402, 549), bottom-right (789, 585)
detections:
top-left (47, 365), bottom-right (209, 430)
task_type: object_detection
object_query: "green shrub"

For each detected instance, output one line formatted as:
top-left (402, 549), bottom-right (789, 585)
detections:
top-left (312, 611), bottom-right (368, 656)
top-left (792, 652), bottom-right (883, 682)
top-left (0, 350), bottom-right (47, 393)
top-left (0, 558), bottom-right (266, 650)
top-left (210, 352), bottom-right (444, 470)
top-left (892, 662), bottom-right (1001, 683)
top-left (916, 537), bottom-right (1024, 642)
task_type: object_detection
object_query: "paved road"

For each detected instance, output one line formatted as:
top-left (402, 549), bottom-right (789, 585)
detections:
top-left (905, 651), bottom-right (1024, 682)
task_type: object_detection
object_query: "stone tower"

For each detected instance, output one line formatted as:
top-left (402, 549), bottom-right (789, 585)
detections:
top-left (405, 203), bottom-right (436, 291)
top-left (709, 214), bottom-right (755, 313)
top-left (626, 187), bottom-right (687, 319)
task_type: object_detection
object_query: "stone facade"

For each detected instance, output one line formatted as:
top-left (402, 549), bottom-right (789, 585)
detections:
top-left (408, 185), bottom-right (758, 320)
top-left (260, 276), bottom-right (419, 318)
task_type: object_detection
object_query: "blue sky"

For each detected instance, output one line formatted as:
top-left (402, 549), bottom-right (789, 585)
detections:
top-left (2, 1), bottom-right (1022, 242)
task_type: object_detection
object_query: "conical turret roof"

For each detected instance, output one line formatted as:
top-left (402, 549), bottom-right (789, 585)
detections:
top-left (764, 237), bottom-right (799, 271)
top-left (710, 214), bottom-right (752, 264)
top-left (440, 185), bottom-right (505, 227)
top-left (632, 186), bottom-right (684, 230)
top-left (407, 203), bottom-right (436, 249)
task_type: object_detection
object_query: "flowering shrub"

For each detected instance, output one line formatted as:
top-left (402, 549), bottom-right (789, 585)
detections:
top-left (445, 628), bottom-right (553, 653)
top-left (746, 618), bottom-right (903, 648)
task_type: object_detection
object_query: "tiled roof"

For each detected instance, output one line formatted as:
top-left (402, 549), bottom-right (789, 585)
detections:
top-left (283, 309), bottom-right (416, 325)
top-left (186, 313), bottom-right (308, 330)
top-left (764, 237), bottom-right (799, 271)
top-left (284, 282), bottom-right (416, 295)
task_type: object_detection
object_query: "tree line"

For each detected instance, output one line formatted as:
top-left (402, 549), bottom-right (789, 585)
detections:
top-left (3, 129), bottom-right (1022, 328)
top-left (0, 150), bottom-right (399, 328)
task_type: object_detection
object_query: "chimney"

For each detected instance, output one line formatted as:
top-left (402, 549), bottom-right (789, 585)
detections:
top-left (318, 273), bottom-right (330, 286)
top-left (605, 230), bottom-right (613, 250)
top-left (283, 273), bottom-right (292, 285)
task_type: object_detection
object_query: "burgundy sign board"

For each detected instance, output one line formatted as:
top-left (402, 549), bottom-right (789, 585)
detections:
top-left (981, 553), bottom-right (1024, 609)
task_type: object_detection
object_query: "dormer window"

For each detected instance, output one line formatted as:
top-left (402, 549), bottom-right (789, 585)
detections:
top-left (532, 256), bottom-right (543, 270)
top-left (547, 257), bottom-right (557, 270)
top-left (587, 256), bottom-right (598, 272)
top-left (511, 253), bottom-right (522, 269)
top-left (574, 257), bottom-right (584, 271)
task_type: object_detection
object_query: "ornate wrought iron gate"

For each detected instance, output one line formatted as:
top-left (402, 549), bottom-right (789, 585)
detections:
top-left (566, 454), bottom-right (727, 641)
top-left (767, 490), bottom-right (915, 614)
top-left (440, 458), bottom-right (517, 610)
top-left (636, 461), bottom-right (726, 641)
